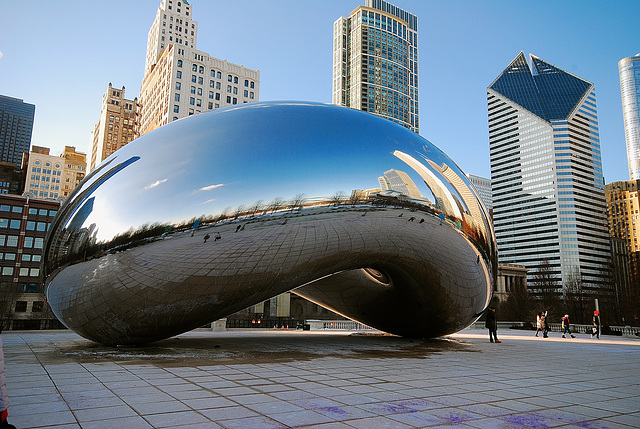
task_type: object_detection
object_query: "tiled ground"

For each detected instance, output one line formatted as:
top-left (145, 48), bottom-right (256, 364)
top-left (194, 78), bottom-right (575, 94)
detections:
top-left (3, 328), bottom-right (640, 428)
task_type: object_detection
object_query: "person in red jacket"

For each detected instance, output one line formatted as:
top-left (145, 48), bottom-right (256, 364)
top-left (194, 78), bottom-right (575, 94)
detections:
top-left (561, 314), bottom-right (576, 338)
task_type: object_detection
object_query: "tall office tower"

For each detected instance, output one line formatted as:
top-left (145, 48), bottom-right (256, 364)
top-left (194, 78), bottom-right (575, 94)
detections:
top-left (90, 84), bottom-right (138, 172)
top-left (23, 146), bottom-right (86, 200)
top-left (138, 0), bottom-right (260, 136)
top-left (605, 180), bottom-right (640, 280)
top-left (333, 0), bottom-right (419, 133)
top-left (0, 95), bottom-right (35, 167)
top-left (619, 54), bottom-right (640, 180)
top-left (488, 52), bottom-right (610, 296)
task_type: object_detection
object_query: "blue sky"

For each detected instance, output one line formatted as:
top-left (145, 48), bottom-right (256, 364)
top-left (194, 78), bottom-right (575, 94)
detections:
top-left (0, 0), bottom-right (637, 183)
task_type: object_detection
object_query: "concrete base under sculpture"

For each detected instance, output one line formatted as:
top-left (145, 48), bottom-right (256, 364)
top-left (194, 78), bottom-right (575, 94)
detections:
top-left (43, 102), bottom-right (496, 345)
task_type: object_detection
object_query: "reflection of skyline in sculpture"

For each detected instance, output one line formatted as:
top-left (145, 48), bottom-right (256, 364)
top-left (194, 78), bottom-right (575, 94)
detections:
top-left (43, 101), bottom-right (495, 346)
top-left (379, 169), bottom-right (422, 198)
top-left (392, 150), bottom-right (463, 219)
top-left (427, 160), bottom-right (489, 237)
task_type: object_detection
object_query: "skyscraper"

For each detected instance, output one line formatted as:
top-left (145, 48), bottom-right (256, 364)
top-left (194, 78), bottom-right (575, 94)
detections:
top-left (0, 95), bottom-right (35, 167)
top-left (488, 52), bottom-right (610, 296)
top-left (89, 84), bottom-right (138, 172)
top-left (138, 0), bottom-right (260, 136)
top-left (620, 54), bottom-right (640, 180)
top-left (333, 0), bottom-right (419, 133)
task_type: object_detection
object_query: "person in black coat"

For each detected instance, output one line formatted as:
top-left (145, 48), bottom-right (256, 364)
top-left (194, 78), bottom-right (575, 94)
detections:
top-left (485, 306), bottom-right (501, 343)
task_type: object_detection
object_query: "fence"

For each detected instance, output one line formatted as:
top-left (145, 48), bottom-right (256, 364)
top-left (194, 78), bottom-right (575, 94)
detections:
top-left (305, 319), bottom-right (375, 331)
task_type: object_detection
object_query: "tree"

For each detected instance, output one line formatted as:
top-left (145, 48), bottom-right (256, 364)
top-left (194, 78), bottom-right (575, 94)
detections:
top-left (330, 191), bottom-right (345, 206)
top-left (530, 259), bottom-right (562, 314)
top-left (564, 267), bottom-right (588, 324)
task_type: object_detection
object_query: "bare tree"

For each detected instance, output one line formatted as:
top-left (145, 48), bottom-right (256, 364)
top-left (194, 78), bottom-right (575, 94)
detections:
top-left (289, 194), bottom-right (305, 212)
top-left (349, 190), bottom-right (365, 206)
top-left (564, 267), bottom-right (588, 324)
top-left (330, 191), bottom-right (345, 207)
top-left (530, 259), bottom-right (561, 313)
top-left (269, 197), bottom-right (286, 214)
top-left (249, 200), bottom-right (263, 217)
top-left (233, 204), bottom-right (246, 220)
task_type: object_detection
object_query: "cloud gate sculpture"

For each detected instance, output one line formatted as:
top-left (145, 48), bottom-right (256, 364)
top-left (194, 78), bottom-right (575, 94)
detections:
top-left (43, 101), bottom-right (496, 345)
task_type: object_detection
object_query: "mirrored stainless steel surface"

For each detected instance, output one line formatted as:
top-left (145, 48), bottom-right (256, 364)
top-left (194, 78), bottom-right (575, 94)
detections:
top-left (43, 101), bottom-right (496, 345)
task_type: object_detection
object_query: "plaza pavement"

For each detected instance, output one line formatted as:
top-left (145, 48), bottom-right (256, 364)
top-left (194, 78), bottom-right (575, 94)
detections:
top-left (3, 327), bottom-right (640, 429)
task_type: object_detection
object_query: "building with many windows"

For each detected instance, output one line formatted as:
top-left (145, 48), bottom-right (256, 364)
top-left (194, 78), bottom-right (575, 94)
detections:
top-left (0, 95), bottom-right (35, 167)
top-left (605, 180), bottom-right (640, 279)
top-left (467, 174), bottom-right (492, 213)
top-left (138, 0), bottom-right (259, 136)
top-left (0, 194), bottom-right (63, 330)
top-left (333, 0), bottom-right (419, 133)
top-left (620, 54), bottom-right (640, 180)
top-left (90, 84), bottom-right (138, 172)
top-left (22, 146), bottom-right (86, 200)
top-left (488, 52), bottom-right (610, 296)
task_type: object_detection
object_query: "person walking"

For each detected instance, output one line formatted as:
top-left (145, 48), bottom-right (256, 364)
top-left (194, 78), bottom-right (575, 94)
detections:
top-left (541, 311), bottom-right (549, 338)
top-left (535, 312), bottom-right (542, 337)
top-left (485, 306), bottom-right (501, 343)
top-left (561, 314), bottom-right (576, 338)
top-left (591, 310), bottom-right (600, 339)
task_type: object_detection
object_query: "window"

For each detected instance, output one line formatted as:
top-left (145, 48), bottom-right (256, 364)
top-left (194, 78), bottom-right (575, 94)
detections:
top-left (250, 82), bottom-right (255, 89)
top-left (2, 267), bottom-right (13, 276)
top-left (0, 219), bottom-right (7, 228)
top-left (215, 93), bottom-right (220, 100)
top-left (244, 79), bottom-right (249, 87)
top-left (227, 85), bottom-right (231, 93)
top-left (23, 237), bottom-right (33, 248)
top-left (9, 219), bottom-right (20, 229)
top-left (250, 92), bottom-right (255, 99)
top-left (174, 105), bottom-right (179, 113)
top-left (192, 64), bottom-right (197, 71)
top-left (38, 209), bottom-right (47, 216)
top-left (228, 75), bottom-right (232, 82)
top-left (208, 102), bottom-right (213, 109)
top-left (233, 98), bottom-right (237, 104)
top-left (226, 96), bottom-right (231, 103)
top-left (198, 77), bottom-right (203, 85)
top-left (36, 222), bottom-right (47, 232)
top-left (244, 90), bottom-right (248, 97)
top-left (14, 301), bottom-right (27, 312)
top-left (191, 86), bottom-right (196, 94)
top-left (209, 91), bottom-right (214, 99)
top-left (0, 235), bottom-right (4, 246)
top-left (233, 87), bottom-right (238, 94)
top-left (190, 97), bottom-right (195, 105)
top-left (176, 82), bottom-right (181, 90)
top-left (217, 71), bottom-right (221, 79)
top-left (32, 301), bottom-right (44, 312)
top-left (7, 235), bottom-right (18, 247)
top-left (210, 70), bottom-right (216, 77)
top-left (210, 80), bottom-right (215, 88)
top-left (234, 77), bottom-right (238, 84)
top-left (0, 205), bottom-right (8, 211)
top-left (177, 59), bottom-right (183, 67)
top-left (197, 88), bottom-right (202, 96)
top-left (34, 237), bottom-right (44, 249)
top-left (191, 75), bottom-right (196, 82)
top-left (199, 66), bottom-right (204, 74)
top-left (177, 71), bottom-right (182, 78)
top-left (30, 268), bottom-right (40, 277)
top-left (196, 99), bottom-right (201, 107)
top-left (19, 268), bottom-right (29, 277)
top-left (175, 93), bottom-right (180, 101)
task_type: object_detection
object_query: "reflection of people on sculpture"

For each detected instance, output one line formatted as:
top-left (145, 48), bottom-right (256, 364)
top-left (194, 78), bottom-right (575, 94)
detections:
top-left (214, 232), bottom-right (221, 241)
top-left (408, 216), bottom-right (416, 222)
top-left (235, 224), bottom-right (242, 232)
top-left (203, 234), bottom-right (210, 243)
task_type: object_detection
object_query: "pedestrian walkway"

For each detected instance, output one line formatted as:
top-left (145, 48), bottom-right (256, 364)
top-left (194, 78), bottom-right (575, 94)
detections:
top-left (3, 328), bottom-right (640, 428)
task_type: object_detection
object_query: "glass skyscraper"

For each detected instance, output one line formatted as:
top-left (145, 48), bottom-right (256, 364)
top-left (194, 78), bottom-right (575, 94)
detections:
top-left (333, 0), bottom-right (419, 133)
top-left (619, 54), bottom-right (640, 180)
top-left (0, 95), bottom-right (35, 167)
top-left (488, 52), bottom-right (610, 296)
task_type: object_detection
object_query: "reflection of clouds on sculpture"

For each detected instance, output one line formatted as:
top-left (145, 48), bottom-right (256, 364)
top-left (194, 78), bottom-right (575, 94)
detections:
top-left (43, 101), bottom-right (496, 345)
